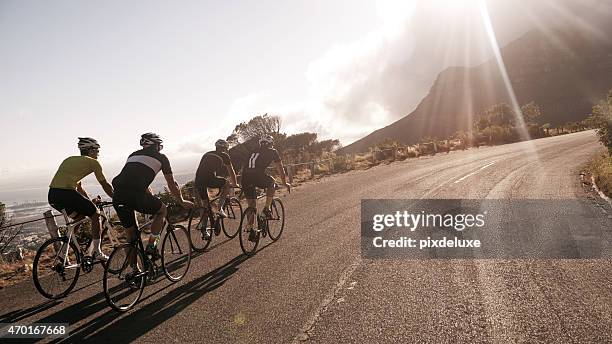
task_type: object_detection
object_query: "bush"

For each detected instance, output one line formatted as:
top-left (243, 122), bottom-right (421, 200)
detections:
top-left (591, 154), bottom-right (612, 197)
top-left (332, 155), bottom-right (354, 172)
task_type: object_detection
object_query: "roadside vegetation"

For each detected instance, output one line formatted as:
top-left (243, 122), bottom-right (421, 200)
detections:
top-left (586, 89), bottom-right (612, 198)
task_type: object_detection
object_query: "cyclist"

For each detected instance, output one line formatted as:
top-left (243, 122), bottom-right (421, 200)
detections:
top-left (48, 137), bottom-right (114, 260)
top-left (242, 134), bottom-right (290, 241)
top-left (112, 133), bottom-right (194, 258)
top-left (194, 139), bottom-right (238, 227)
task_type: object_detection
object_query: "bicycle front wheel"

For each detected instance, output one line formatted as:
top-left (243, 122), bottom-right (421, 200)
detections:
top-left (222, 197), bottom-right (243, 238)
top-left (187, 209), bottom-right (213, 253)
top-left (33, 237), bottom-right (81, 299)
top-left (267, 198), bottom-right (285, 241)
top-left (103, 243), bottom-right (146, 312)
top-left (239, 207), bottom-right (259, 256)
top-left (161, 225), bottom-right (192, 282)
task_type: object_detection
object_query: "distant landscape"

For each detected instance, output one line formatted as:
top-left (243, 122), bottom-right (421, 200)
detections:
top-left (341, 23), bottom-right (612, 153)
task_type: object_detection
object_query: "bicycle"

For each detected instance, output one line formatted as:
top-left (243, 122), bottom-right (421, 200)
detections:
top-left (238, 184), bottom-right (289, 256)
top-left (32, 201), bottom-right (122, 299)
top-left (103, 204), bottom-right (192, 312)
top-left (187, 186), bottom-right (243, 253)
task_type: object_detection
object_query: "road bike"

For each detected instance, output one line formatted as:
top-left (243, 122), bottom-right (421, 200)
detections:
top-left (32, 201), bottom-right (122, 299)
top-left (103, 204), bottom-right (191, 312)
top-left (187, 186), bottom-right (243, 252)
top-left (238, 185), bottom-right (288, 256)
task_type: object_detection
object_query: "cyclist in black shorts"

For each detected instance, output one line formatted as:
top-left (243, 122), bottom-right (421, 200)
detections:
top-left (112, 133), bottom-right (194, 257)
top-left (194, 139), bottom-right (238, 219)
top-left (48, 137), bottom-right (114, 260)
top-left (242, 135), bottom-right (290, 241)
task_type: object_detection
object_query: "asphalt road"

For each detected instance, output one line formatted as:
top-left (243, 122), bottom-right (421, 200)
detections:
top-left (1, 130), bottom-right (611, 344)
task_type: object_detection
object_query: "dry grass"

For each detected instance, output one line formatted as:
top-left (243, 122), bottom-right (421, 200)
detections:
top-left (0, 249), bottom-right (35, 289)
top-left (590, 153), bottom-right (612, 197)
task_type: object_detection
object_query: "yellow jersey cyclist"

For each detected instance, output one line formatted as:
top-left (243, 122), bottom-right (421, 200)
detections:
top-left (242, 135), bottom-right (291, 241)
top-left (112, 133), bottom-right (194, 258)
top-left (48, 137), bottom-right (114, 260)
top-left (193, 139), bottom-right (239, 237)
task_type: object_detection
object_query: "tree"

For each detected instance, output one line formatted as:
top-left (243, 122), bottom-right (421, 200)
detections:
top-left (589, 89), bottom-right (612, 156)
top-left (483, 103), bottom-right (515, 127)
top-left (284, 133), bottom-right (318, 153)
top-left (230, 113), bottom-right (281, 143)
top-left (0, 201), bottom-right (22, 258)
top-left (521, 101), bottom-right (542, 125)
top-left (0, 202), bottom-right (6, 228)
top-left (541, 123), bottom-right (551, 136)
top-left (312, 139), bottom-right (340, 154)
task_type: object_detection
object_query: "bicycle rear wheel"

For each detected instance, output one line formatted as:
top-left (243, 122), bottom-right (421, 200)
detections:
top-left (187, 208), bottom-right (213, 253)
top-left (103, 243), bottom-right (146, 312)
top-left (239, 207), bottom-right (259, 256)
top-left (161, 225), bottom-right (192, 282)
top-left (222, 197), bottom-right (243, 238)
top-left (267, 198), bottom-right (285, 241)
top-left (33, 237), bottom-right (81, 299)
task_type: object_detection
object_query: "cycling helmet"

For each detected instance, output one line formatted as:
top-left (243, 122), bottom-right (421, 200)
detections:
top-left (77, 137), bottom-right (100, 150)
top-left (140, 132), bottom-right (163, 147)
top-left (215, 139), bottom-right (229, 150)
top-left (259, 135), bottom-right (274, 146)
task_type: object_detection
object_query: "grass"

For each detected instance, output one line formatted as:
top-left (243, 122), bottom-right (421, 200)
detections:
top-left (590, 153), bottom-right (612, 198)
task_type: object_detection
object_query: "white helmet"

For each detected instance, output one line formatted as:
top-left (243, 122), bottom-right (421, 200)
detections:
top-left (140, 132), bottom-right (163, 147)
top-left (78, 137), bottom-right (100, 150)
top-left (259, 135), bottom-right (274, 145)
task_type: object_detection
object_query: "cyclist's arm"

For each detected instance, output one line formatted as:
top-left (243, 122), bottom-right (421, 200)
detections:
top-left (91, 160), bottom-right (113, 198)
top-left (226, 163), bottom-right (238, 186)
top-left (274, 161), bottom-right (287, 185)
top-left (99, 180), bottom-right (113, 198)
top-left (164, 174), bottom-right (193, 208)
top-left (76, 181), bottom-right (89, 198)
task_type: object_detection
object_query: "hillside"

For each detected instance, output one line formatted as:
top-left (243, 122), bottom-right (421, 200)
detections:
top-left (341, 26), bottom-right (612, 153)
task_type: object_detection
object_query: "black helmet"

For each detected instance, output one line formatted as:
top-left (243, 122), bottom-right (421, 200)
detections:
top-left (140, 132), bottom-right (163, 147)
top-left (78, 137), bottom-right (100, 150)
top-left (259, 135), bottom-right (274, 146)
top-left (215, 139), bottom-right (229, 151)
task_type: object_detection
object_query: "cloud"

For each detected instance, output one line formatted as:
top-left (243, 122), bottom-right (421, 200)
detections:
top-left (178, 0), bottom-right (611, 148)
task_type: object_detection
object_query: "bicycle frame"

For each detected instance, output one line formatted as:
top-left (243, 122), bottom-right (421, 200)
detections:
top-left (55, 205), bottom-right (121, 269)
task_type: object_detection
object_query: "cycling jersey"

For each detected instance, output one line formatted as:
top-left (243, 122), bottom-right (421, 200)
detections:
top-left (242, 147), bottom-right (281, 199)
top-left (49, 156), bottom-right (106, 189)
top-left (244, 147), bottom-right (281, 173)
top-left (195, 151), bottom-right (231, 179)
top-left (112, 147), bottom-right (172, 191)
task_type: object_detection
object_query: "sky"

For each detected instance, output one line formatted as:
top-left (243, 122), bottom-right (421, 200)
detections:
top-left (1, 0), bottom-right (610, 203)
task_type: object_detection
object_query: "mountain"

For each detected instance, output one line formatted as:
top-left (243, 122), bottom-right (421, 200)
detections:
top-left (340, 25), bottom-right (612, 154)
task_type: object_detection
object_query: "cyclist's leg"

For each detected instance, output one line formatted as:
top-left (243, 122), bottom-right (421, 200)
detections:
top-left (113, 197), bottom-right (139, 266)
top-left (242, 175), bottom-right (257, 228)
top-left (54, 188), bottom-right (103, 255)
top-left (210, 176), bottom-right (230, 213)
top-left (262, 174), bottom-right (277, 213)
top-left (129, 192), bottom-right (166, 250)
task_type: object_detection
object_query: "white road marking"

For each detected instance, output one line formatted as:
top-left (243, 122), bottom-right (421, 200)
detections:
top-left (454, 162), bottom-right (496, 184)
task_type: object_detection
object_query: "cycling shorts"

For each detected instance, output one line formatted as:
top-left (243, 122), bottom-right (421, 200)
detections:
top-left (112, 190), bottom-right (163, 228)
top-left (48, 188), bottom-right (97, 217)
top-left (242, 172), bottom-right (275, 199)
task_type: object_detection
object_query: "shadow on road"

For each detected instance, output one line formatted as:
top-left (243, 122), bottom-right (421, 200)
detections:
top-left (0, 300), bottom-right (62, 323)
top-left (1, 238), bottom-right (274, 344)
top-left (49, 253), bottom-right (251, 343)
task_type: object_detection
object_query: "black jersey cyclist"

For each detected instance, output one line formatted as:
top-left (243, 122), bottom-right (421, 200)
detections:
top-left (112, 133), bottom-right (194, 257)
top-left (194, 139), bottom-right (239, 218)
top-left (48, 137), bottom-right (114, 260)
top-left (242, 135), bottom-right (291, 241)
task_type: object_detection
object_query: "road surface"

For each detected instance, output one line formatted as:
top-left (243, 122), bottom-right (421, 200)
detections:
top-left (1, 130), bottom-right (611, 343)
